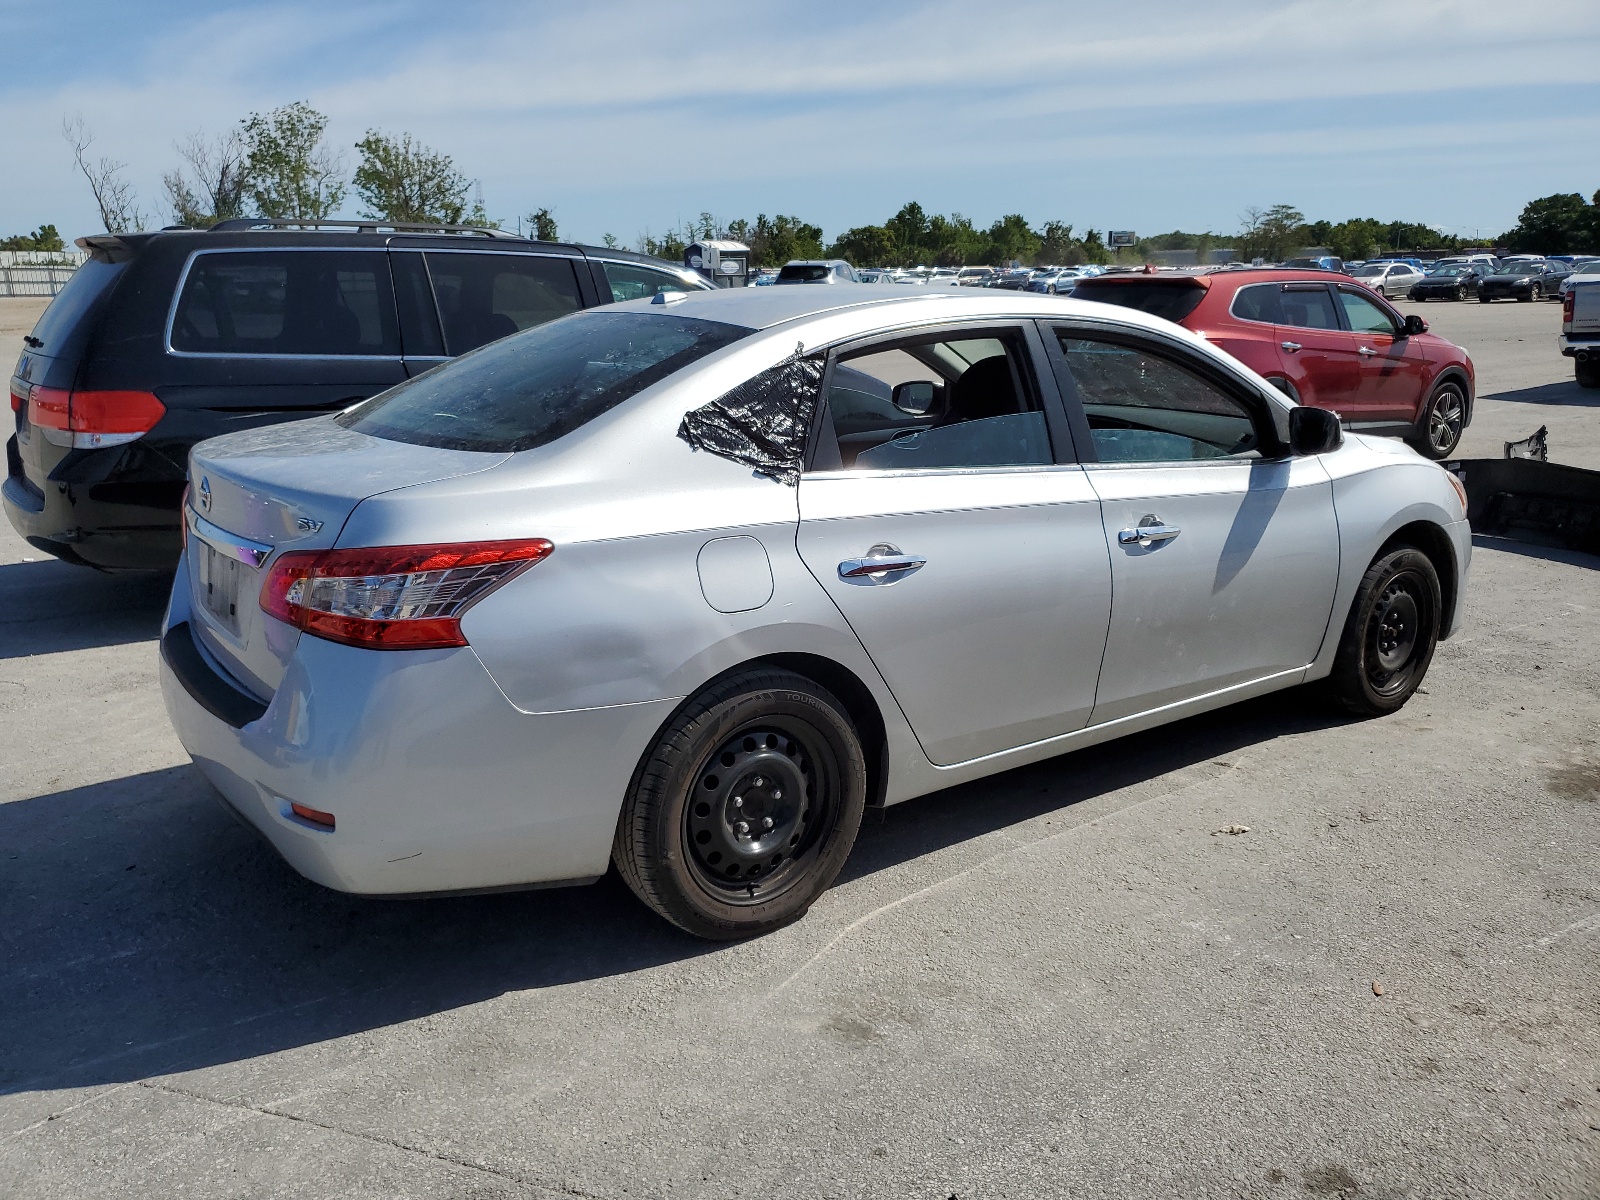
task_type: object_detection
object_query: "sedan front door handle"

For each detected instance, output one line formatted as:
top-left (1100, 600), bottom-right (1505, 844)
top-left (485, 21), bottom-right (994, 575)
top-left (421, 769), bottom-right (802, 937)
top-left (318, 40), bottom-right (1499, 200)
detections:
top-left (838, 542), bottom-right (927, 584)
top-left (1117, 519), bottom-right (1181, 548)
top-left (1358, 346), bottom-right (1377, 357)
top-left (1280, 341), bottom-right (1301, 353)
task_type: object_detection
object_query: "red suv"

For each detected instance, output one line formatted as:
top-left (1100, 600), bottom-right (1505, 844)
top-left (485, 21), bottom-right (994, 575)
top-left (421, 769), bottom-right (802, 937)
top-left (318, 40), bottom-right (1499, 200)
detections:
top-left (1073, 269), bottom-right (1474, 458)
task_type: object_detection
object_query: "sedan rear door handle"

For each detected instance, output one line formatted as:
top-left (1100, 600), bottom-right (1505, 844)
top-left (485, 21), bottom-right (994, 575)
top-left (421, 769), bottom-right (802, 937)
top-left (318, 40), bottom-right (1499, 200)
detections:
top-left (838, 543), bottom-right (926, 584)
top-left (1280, 341), bottom-right (1301, 352)
top-left (1118, 522), bottom-right (1181, 548)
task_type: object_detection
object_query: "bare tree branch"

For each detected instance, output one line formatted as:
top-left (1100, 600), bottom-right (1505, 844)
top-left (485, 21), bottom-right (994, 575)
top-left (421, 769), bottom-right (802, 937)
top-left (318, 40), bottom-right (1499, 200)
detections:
top-left (62, 112), bottom-right (146, 233)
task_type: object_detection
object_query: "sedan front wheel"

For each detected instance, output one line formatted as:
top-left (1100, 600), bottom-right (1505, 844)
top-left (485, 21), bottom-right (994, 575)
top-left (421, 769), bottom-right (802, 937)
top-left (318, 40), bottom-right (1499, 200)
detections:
top-left (613, 668), bottom-right (867, 939)
top-left (1323, 546), bottom-right (1441, 717)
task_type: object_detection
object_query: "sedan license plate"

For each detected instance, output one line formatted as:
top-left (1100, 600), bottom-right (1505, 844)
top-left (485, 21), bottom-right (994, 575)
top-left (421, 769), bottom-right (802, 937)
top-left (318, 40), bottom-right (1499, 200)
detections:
top-left (197, 543), bottom-right (246, 636)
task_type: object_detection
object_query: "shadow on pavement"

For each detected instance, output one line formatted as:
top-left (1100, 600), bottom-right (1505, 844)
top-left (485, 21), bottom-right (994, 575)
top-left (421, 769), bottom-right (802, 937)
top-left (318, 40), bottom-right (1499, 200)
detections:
top-left (0, 558), bottom-right (172, 660)
top-left (1484, 381), bottom-right (1600, 408)
top-left (0, 688), bottom-right (1349, 1100)
top-left (1472, 533), bottom-right (1600, 570)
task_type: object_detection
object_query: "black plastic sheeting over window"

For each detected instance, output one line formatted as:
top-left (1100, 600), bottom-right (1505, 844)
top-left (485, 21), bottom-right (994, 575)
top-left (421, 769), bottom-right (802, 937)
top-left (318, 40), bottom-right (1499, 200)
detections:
top-left (677, 351), bottom-right (825, 484)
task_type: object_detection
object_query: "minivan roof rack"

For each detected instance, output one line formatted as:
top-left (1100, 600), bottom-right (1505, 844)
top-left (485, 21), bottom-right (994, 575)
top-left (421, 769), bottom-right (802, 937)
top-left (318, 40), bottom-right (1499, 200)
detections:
top-left (206, 218), bottom-right (527, 240)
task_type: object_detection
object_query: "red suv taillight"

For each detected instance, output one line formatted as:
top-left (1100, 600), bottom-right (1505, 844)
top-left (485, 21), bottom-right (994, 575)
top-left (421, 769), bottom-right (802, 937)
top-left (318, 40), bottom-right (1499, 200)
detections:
top-left (26, 386), bottom-right (166, 448)
top-left (259, 539), bottom-right (553, 650)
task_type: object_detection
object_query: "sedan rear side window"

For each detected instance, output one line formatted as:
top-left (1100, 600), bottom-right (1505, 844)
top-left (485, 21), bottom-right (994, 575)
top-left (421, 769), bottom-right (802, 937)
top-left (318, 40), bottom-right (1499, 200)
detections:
top-left (339, 311), bottom-right (750, 453)
top-left (602, 261), bottom-right (698, 302)
top-left (1056, 335), bottom-right (1261, 463)
top-left (424, 253), bottom-right (583, 356)
top-left (172, 251), bottom-right (399, 356)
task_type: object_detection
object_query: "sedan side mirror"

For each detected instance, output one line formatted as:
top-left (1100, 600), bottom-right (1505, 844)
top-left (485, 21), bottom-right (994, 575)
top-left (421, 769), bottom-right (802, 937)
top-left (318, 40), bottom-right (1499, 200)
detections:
top-left (892, 380), bottom-right (937, 415)
top-left (1289, 405), bottom-right (1343, 455)
top-left (1402, 313), bottom-right (1428, 336)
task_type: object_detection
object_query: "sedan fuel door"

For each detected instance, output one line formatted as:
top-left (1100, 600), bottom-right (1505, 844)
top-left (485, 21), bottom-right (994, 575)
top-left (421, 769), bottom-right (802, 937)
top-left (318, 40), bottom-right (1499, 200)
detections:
top-left (797, 325), bottom-right (1112, 767)
top-left (1044, 327), bottom-right (1339, 725)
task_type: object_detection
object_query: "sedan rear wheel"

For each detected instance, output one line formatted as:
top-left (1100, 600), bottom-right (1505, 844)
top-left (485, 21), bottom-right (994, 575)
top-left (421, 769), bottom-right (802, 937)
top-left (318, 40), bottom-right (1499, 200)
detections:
top-left (613, 668), bottom-right (867, 939)
top-left (1323, 546), bottom-right (1441, 717)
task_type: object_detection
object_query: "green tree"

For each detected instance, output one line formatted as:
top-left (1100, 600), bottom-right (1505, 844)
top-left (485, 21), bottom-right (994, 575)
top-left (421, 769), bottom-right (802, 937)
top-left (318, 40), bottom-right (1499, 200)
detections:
top-left (241, 101), bottom-right (346, 220)
top-left (526, 207), bottom-right (558, 240)
top-left (1500, 192), bottom-right (1590, 254)
top-left (734, 214), bottom-right (824, 267)
top-left (1238, 204), bottom-right (1305, 262)
top-left (1080, 229), bottom-right (1111, 264)
top-left (1036, 220), bottom-right (1076, 265)
top-left (352, 129), bottom-right (471, 223)
top-left (0, 224), bottom-right (66, 252)
top-left (985, 213), bottom-right (1041, 265)
top-left (637, 228), bottom-right (688, 261)
top-left (828, 224), bottom-right (897, 267)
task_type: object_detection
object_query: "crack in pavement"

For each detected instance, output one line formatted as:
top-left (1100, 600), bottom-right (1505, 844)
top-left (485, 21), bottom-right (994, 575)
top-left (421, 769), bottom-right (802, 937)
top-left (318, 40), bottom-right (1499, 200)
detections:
top-left (139, 1081), bottom-right (609, 1199)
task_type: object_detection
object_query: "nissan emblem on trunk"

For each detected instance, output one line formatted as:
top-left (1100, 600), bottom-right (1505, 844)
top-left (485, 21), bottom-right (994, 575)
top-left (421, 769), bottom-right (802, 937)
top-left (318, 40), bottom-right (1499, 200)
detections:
top-left (198, 477), bottom-right (212, 512)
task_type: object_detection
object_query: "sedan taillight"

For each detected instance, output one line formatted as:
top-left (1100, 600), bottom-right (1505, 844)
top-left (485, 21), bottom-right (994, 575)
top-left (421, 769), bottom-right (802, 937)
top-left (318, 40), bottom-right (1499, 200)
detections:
top-left (259, 539), bottom-right (553, 650)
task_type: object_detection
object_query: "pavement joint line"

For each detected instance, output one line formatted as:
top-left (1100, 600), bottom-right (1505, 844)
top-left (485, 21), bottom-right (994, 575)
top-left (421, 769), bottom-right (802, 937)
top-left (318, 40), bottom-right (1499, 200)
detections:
top-left (0, 1082), bottom-right (138, 1145)
top-left (136, 1080), bottom-right (606, 1199)
top-left (768, 758), bottom-right (1240, 999)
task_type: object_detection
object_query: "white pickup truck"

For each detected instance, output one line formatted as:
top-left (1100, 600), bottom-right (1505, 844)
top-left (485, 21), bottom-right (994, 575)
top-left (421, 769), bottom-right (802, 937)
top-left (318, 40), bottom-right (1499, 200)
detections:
top-left (1562, 279), bottom-right (1600, 388)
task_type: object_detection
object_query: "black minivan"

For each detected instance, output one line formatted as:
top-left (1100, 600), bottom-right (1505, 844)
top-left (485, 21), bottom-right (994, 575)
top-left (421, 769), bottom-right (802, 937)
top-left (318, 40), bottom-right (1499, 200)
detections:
top-left (5, 220), bottom-right (709, 570)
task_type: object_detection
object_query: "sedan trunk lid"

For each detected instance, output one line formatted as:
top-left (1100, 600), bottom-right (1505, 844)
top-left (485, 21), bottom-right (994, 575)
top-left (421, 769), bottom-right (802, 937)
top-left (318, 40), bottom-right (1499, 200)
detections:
top-left (183, 417), bottom-right (508, 698)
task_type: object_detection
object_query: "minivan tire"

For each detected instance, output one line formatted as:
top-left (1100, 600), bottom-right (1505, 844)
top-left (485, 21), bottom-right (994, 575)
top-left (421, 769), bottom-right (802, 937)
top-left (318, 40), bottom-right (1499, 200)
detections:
top-left (613, 669), bottom-right (867, 940)
top-left (1323, 546), bottom-right (1441, 718)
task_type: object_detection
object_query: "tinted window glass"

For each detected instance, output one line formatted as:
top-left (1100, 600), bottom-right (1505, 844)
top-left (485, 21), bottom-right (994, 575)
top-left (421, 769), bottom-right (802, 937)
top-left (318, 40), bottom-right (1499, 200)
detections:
top-left (172, 251), bottom-right (399, 355)
top-left (1056, 335), bottom-right (1260, 463)
top-left (425, 253), bottom-right (582, 356)
top-left (27, 257), bottom-right (126, 355)
top-left (339, 312), bottom-right (750, 453)
top-left (778, 264), bottom-right (830, 281)
top-left (819, 330), bottom-right (1051, 471)
top-left (1230, 283), bottom-right (1283, 323)
top-left (1338, 289), bottom-right (1397, 335)
top-left (1278, 286), bottom-right (1341, 330)
top-left (1070, 280), bottom-right (1206, 322)
top-left (391, 253), bottom-right (443, 357)
top-left (602, 261), bottom-right (697, 302)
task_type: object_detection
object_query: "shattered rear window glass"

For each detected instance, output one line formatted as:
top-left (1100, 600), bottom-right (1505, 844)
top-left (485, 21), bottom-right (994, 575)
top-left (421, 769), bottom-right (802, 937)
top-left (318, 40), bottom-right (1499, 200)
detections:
top-left (339, 311), bottom-right (751, 453)
top-left (678, 352), bottom-right (826, 484)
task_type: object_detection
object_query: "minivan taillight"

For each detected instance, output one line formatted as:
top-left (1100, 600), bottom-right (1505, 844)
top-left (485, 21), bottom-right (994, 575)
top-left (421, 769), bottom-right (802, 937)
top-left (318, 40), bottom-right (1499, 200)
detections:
top-left (26, 387), bottom-right (166, 448)
top-left (259, 539), bottom-right (553, 650)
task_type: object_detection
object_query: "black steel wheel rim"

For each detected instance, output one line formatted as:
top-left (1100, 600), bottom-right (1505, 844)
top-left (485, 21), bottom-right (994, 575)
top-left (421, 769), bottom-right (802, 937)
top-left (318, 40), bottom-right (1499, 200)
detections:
top-left (1427, 387), bottom-right (1464, 454)
top-left (682, 720), bottom-right (839, 904)
top-left (1364, 569), bottom-right (1432, 696)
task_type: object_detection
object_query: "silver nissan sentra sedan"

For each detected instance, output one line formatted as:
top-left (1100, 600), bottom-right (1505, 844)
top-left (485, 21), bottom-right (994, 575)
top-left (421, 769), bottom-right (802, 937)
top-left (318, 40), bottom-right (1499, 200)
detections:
top-left (160, 286), bottom-right (1470, 939)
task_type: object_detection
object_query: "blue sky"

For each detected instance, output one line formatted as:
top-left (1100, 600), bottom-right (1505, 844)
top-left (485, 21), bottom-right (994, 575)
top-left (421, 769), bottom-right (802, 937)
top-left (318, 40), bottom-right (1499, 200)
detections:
top-left (5, 0), bottom-right (1599, 247)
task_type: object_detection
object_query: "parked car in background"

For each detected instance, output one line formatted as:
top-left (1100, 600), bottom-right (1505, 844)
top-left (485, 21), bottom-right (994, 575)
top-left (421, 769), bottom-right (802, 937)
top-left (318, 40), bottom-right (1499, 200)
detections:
top-left (1479, 259), bottom-right (1570, 302)
top-left (157, 285), bottom-right (1469, 938)
top-left (1350, 261), bottom-right (1427, 298)
top-left (776, 260), bottom-right (860, 284)
top-left (955, 267), bottom-right (997, 286)
top-left (1074, 268), bottom-right (1475, 457)
top-left (1281, 256), bottom-right (1345, 273)
top-left (1369, 257), bottom-right (1428, 272)
top-left (1409, 263), bottom-right (1490, 301)
top-left (1558, 259), bottom-right (1600, 295)
top-left (991, 268), bottom-right (1037, 290)
top-left (1434, 254), bottom-right (1501, 271)
top-left (1024, 269), bottom-right (1080, 295)
top-left (749, 269), bottom-right (780, 286)
top-left (4, 220), bottom-right (709, 571)
top-left (1562, 279), bottom-right (1600, 388)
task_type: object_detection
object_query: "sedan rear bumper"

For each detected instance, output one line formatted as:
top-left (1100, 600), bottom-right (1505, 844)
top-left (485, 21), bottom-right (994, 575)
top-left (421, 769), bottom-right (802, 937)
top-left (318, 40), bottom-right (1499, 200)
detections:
top-left (159, 559), bottom-right (678, 895)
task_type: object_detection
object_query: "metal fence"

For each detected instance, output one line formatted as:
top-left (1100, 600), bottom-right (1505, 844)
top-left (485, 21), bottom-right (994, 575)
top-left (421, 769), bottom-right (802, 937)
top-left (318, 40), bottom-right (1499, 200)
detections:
top-left (0, 250), bottom-right (87, 297)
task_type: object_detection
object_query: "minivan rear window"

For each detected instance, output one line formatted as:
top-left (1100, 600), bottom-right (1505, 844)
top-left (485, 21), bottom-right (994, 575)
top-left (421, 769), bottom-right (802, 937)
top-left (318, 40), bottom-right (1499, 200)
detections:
top-left (25, 258), bottom-right (127, 356)
top-left (171, 251), bottom-right (400, 356)
top-left (339, 311), bottom-right (752, 453)
top-left (1071, 279), bottom-right (1206, 323)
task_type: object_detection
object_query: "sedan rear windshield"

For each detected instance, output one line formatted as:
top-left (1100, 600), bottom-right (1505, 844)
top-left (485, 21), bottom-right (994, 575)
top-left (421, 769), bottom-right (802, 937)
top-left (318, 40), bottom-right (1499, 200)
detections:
top-left (1071, 279), bottom-right (1206, 323)
top-left (1496, 263), bottom-right (1543, 275)
top-left (339, 311), bottom-right (751, 453)
top-left (778, 264), bottom-right (830, 281)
